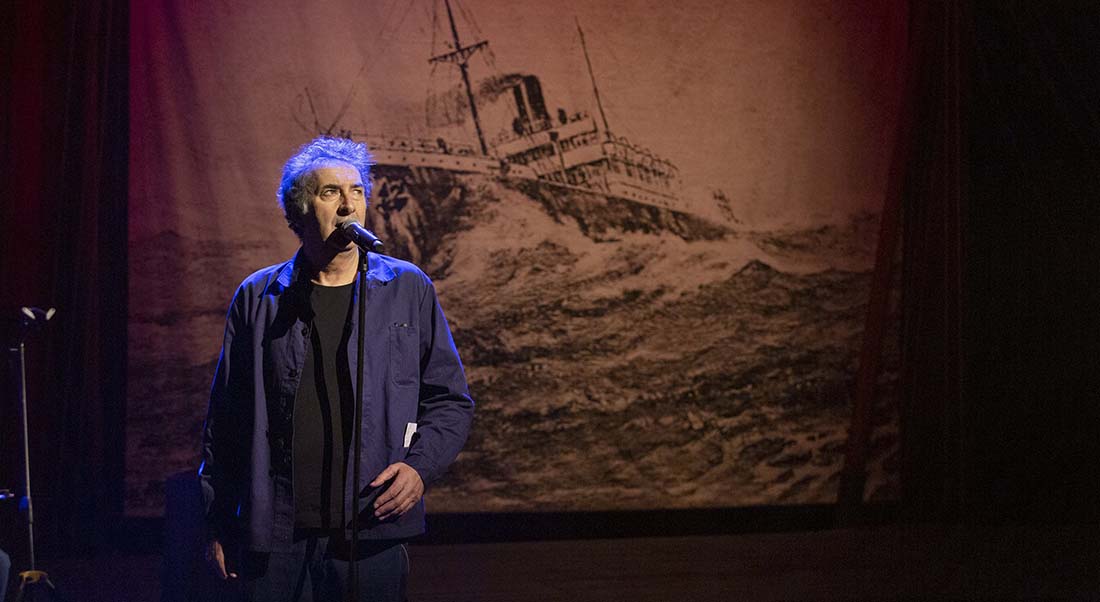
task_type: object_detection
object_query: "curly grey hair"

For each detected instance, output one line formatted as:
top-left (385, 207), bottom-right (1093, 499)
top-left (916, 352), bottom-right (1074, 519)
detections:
top-left (276, 136), bottom-right (375, 236)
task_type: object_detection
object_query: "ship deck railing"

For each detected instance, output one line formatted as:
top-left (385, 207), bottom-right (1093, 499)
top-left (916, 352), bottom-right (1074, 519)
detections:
top-left (361, 135), bottom-right (480, 158)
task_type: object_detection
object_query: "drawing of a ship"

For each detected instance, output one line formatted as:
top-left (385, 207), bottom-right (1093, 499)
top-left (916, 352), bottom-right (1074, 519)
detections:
top-left (315, 0), bottom-right (684, 212)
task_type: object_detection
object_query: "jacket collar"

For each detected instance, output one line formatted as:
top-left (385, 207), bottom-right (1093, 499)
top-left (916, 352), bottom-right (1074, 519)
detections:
top-left (264, 248), bottom-right (396, 297)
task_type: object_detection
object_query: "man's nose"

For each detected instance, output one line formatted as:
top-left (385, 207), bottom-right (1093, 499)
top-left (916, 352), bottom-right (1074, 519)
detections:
top-left (338, 190), bottom-right (356, 213)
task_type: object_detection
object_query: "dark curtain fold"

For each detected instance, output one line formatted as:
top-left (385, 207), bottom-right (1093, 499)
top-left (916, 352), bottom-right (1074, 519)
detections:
top-left (0, 0), bottom-right (128, 560)
top-left (900, 1), bottom-right (1100, 522)
top-left (959, 3), bottom-right (1100, 522)
top-left (898, 0), bottom-right (966, 522)
top-left (838, 0), bottom-right (916, 511)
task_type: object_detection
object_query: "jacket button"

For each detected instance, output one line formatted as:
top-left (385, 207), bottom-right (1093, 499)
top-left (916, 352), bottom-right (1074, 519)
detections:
top-left (301, 326), bottom-right (309, 335)
top-left (289, 368), bottom-right (298, 377)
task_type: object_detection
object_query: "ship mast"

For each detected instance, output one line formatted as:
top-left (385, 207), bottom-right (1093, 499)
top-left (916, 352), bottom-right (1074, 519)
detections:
top-left (576, 18), bottom-right (612, 138)
top-left (430, 0), bottom-right (490, 155)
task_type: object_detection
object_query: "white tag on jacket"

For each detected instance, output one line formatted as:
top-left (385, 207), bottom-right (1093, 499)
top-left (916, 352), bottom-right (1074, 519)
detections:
top-left (403, 422), bottom-right (418, 448)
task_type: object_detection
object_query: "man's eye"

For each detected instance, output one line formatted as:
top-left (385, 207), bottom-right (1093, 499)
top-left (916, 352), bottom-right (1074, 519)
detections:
top-left (320, 189), bottom-right (339, 198)
top-left (350, 189), bottom-right (364, 197)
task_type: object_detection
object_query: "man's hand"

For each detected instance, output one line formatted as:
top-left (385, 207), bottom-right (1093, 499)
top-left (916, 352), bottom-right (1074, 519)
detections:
top-left (205, 539), bottom-right (238, 580)
top-left (370, 462), bottom-right (424, 521)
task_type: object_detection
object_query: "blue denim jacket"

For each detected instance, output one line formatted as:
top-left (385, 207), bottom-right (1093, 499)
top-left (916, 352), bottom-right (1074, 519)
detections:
top-left (199, 250), bottom-right (474, 550)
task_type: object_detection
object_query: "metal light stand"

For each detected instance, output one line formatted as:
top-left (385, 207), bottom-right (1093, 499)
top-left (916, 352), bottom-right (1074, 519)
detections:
top-left (9, 306), bottom-right (65, 602)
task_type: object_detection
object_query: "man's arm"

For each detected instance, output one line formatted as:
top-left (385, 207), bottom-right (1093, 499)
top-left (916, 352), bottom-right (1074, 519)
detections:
top-left (373, 276), bottom-right (473, 519)
top-left (198, 286), bottom-right (249, 578)
top-left (403, 278), bottom-right (475, 485)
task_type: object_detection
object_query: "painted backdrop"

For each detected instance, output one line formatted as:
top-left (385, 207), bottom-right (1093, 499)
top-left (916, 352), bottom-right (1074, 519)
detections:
top-left (128, 0), bottom-right (907, 515)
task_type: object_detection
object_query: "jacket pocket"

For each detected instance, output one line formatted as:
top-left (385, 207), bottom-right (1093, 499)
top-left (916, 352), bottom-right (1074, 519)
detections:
top-left (389, 322), bottom-right (419, 387)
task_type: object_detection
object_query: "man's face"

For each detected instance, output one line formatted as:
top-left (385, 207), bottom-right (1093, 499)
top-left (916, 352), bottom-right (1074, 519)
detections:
top-left (296, 161), bottom-right (366, 252)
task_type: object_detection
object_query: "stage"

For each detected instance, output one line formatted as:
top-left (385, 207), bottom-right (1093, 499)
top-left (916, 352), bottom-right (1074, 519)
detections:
top-left (39, 523), bottom-right (1100, 601)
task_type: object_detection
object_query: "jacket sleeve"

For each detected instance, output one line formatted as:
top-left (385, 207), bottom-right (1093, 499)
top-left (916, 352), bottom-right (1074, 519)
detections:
top-left (198, 285), bottom-right (251, 539)
top-left (402, 277), bottom-right (475, 486)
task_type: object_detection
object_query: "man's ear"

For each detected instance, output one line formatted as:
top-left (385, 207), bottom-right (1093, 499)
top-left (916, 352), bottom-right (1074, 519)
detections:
top-left (286, 212), bottom-right (304, 237)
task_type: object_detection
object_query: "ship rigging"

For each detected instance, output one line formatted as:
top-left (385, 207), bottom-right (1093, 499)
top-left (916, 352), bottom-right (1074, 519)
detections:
top-left (303, 0), bottom-right (683, 210)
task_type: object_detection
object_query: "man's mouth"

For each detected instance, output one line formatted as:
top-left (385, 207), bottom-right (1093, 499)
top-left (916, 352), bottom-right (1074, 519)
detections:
top-left (324, 226), bottom-right (354, 249)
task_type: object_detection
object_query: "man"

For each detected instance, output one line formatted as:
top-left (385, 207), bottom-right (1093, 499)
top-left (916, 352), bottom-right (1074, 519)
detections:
top-left (199, 136), bottom-right (474, 601)
top-left (0, 547), bottom-right (9, 602)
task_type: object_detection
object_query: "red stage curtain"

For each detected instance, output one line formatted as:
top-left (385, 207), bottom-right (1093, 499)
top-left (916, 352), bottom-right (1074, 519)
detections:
top-left (0, 0), bottom-right (128, 556)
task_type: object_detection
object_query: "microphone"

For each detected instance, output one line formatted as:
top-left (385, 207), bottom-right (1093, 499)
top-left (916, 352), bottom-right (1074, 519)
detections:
top-left (338, 221), bottom-right (385, 253)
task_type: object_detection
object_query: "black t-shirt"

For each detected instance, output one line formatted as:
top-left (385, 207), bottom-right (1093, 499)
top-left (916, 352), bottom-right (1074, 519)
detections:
top-left (292, 281), bottom-right (355, 530)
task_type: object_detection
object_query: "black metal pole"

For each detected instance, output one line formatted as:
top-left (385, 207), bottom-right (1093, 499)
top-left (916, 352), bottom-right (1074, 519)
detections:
top-left (348, 249), bottom-right (369, 601)
top-left (8, 307), bottom-right (60, 601)
top-left (13, 341), bottom-right (37, 571)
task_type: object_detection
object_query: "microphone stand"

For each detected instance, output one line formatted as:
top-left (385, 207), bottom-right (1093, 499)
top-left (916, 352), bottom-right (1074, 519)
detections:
top-left (348, 249), bottom-right (368, 602)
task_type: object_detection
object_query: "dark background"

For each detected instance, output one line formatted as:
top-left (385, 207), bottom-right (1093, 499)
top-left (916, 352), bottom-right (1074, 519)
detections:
top-left (1, 0), bottom-right (1097, 576)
